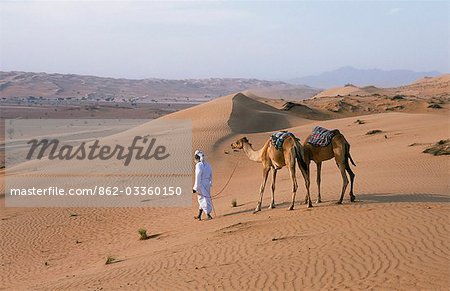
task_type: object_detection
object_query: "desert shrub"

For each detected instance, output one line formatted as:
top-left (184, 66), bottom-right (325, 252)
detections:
top-left (105, 256), bottom-right (116, 265)
top-left (366, 130), bottom-right (382, 135)
top-left (282, 102), bottom-right (296, 111)
top-left (138, 228), bottom-right (149, 240)
top-left (385, 105), bottom-right (404, 111)
top-left (428, 103), bottom-right (442, 109)
top-left (231, 199), bottom-right (237, 208)
top-left (423, 139), bottom-right (450, 156)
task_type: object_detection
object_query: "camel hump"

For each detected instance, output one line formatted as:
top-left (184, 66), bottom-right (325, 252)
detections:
top-left (270, 131), bottom-right (295, 150)
top-left (331, 129), bottom-right (341, 136)
top-left (308, 126), bottom-right (338, 147)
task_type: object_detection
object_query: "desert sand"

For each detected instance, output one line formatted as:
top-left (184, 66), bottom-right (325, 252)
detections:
top-left (0, 79), bottom-right (449, 289)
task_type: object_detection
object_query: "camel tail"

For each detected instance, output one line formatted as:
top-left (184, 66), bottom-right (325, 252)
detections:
top-left (294, 138), bottom-right (308, 172)
top-left (346, 142), bottom-right (356, 167)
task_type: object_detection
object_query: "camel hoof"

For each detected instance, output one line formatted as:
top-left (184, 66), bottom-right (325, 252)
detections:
top-left (307, 203), bottom-right (313, 208)
top-left (288, 205), bottom-right (294, 211)
top-left (350, 195), bottom-right (356, 202)
top-left (336, 200), bottom-right (343, 205)
top-left (268, 203), bottom-right (276, 209)
top-left (316, 199), bottom-right (321, 204)
top-left (253, 208), bottom-right (261, 214)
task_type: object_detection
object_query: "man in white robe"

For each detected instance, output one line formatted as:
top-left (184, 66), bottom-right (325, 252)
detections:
top-left (193, 150), bottom-right (213, 220)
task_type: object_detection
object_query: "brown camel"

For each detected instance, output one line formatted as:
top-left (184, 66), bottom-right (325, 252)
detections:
top-left (231, 135), bottom-right (312, 213)
top-left (303, 129), bottom-right (356, 204)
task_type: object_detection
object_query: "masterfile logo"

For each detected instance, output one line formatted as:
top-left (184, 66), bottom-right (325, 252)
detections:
top-left (5, 119), bottom-right (192, 207)
top-left (26, 136), bottom-right (170, 166)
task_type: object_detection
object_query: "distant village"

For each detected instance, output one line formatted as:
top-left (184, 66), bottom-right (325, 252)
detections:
top-left (0, 93), bottom-right (213, 107)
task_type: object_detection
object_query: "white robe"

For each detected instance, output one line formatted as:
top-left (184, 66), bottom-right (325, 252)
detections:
top-left (193, 161), bottom-right (213, 214)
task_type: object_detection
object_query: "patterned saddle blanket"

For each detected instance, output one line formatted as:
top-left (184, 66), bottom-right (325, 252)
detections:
top-left (307, 126), bottom-right (338, 147)
top-left (270, 131), bottom-right (296, 151)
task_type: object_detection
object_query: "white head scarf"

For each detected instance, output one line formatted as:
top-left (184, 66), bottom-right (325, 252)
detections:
top-left (195, 149), bottom-right (205, 162)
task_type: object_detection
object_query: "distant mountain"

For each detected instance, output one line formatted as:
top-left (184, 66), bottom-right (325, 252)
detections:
top-left (289, 66), bottom-right (442, 88)
top-left (0, 71), bottom-right (317, 103)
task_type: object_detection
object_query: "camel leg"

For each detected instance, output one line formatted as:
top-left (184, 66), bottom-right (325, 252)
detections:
top-left (346, 163), bottom-right (356, 202)
top-left (336, 162), bottom-right (349, 204)
top-left (254, 167), bottom-right (270, 213)
top-left (299, 164), bottom-right (313, 208)
top-left (316, 162), bottom-right (322, 203)
top-left (288, 164), bottom-right (299, 210)
top-left (300, 158), bottom-right (312, 207)
top-left (269, 168), bottom-right (277, 209)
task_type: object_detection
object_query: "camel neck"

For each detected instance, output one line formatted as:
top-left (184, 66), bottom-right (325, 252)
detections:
top-left (243, 142), bottom-right (263, 162)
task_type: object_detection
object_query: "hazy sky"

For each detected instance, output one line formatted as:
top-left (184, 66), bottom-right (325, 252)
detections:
top-left (0, 1), bottom-right (448, 80)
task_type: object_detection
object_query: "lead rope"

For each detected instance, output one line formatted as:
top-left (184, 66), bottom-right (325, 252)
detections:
top-left (211, 159), bottom-right (239, 217)
top-left (212, 159), bottom-right (239, 198)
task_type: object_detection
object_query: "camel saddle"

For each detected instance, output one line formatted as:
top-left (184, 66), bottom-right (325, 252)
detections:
top-left (270, 131), bottom-right (297, 151)
top-left (307, 126), bottom-right (339, 147)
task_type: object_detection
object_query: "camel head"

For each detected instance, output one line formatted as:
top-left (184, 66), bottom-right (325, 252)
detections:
top-left (231, 137), bottom-right (250, 150)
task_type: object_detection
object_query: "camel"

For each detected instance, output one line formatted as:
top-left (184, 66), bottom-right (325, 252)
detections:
top-left (302, 129), bottom-right (356, 204)
top-left (231, 134), bottom-right (312, 213)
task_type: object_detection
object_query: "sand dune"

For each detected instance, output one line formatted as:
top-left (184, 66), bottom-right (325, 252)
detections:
top-left (160, 92), bottom-right (234, 156)
top-left (394, 74), bottom-right (450, 97)
top-left (313, 84), bottom-right (377, 98)
top-left (228, 93), bottom-right (309, 133)
top-left (302, 94), bottom-right (448, 117)
top-left (1, 89), bottom-right (449, 289)
top-left (313, 74), bottom-right (450, 98)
